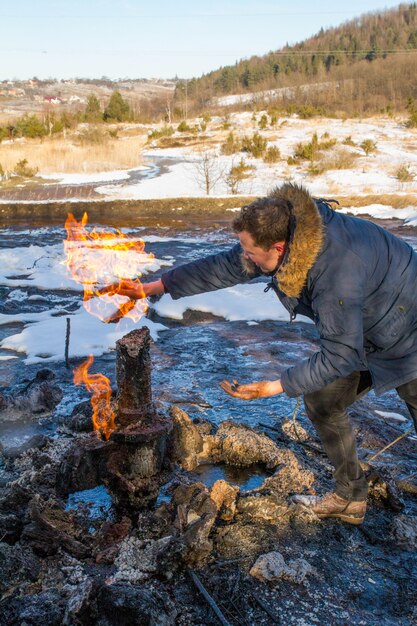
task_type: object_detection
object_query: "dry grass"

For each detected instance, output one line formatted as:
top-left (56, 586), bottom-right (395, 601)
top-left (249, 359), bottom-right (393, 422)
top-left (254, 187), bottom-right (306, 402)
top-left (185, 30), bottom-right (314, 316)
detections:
top-left (322, 148), bottom-right (359, 170)
top-left (0, 131), bottom-right (148, 174)
top-left (337, 194), bottom-right (417, 209)
top-left (152, 133), bottom-right (218, 149)
top-left (308, 148), bottom-right (359, 175)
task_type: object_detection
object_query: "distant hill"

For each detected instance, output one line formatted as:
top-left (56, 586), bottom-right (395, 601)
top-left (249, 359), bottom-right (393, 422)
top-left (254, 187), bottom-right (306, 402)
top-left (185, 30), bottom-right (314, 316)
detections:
top-left (178, 3), bottom-right (417, 115)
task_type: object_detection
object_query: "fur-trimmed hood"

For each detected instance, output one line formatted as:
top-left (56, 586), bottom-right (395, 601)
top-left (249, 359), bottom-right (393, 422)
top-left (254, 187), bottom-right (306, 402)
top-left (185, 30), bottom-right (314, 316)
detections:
top-left (270, 183), bottom-right (325, 298)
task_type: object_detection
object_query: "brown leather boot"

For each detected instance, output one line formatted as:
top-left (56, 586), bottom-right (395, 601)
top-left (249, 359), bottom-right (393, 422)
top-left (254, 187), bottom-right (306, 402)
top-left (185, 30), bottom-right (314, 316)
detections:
top-left (310, 492), bottom-right (367, 525)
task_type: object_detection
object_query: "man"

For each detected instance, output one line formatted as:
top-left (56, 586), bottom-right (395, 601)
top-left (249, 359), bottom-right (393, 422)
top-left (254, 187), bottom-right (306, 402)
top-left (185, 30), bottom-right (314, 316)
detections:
top-left (118, 182), bottom-right (417, 525)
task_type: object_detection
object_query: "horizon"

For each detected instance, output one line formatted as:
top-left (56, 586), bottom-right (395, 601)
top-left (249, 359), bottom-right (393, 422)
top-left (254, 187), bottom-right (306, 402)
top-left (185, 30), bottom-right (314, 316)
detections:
top-left (2, 0), bottom-right (404, 82)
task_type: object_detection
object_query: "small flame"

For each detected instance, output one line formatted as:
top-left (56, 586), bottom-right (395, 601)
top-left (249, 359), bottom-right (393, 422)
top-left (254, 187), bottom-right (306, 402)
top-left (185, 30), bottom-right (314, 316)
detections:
top-left (64, 212), bottom-right (154, 323)
top-left (73, 355), bottom-right (115, 440)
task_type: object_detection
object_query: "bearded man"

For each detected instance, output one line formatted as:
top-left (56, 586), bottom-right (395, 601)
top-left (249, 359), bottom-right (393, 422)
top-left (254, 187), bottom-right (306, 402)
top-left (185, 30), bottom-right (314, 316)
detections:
top-left (117, 183), bottom-right (417, 525)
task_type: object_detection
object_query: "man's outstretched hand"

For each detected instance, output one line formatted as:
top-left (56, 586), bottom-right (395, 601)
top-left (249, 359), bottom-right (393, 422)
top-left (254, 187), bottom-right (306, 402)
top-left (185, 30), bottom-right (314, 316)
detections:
top-left (220, 378), bottom-right (284, 400)
top-left (113, 278), bottom-right (165, 299)
top-left (87, 278), bottom-right (165, 301)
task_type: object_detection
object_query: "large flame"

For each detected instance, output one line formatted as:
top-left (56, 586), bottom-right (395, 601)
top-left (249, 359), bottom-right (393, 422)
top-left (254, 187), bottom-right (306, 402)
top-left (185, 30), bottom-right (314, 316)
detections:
top-left (65, 212), bottom-right (154, 438)
top-left (64, 212), bottom-right (154, 323)
top-left (73, 355), bottom-right (115, 440)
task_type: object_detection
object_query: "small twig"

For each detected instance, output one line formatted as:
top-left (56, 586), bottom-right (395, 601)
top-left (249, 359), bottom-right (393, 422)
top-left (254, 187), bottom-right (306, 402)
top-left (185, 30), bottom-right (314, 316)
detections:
top-left (292, 397), bottom-right (302, 441)
top-left (187, 568), bottom-right (232, 626)
top-left (26, 255), bottom-right (54, 270)
top-left (259, 422), bottom-right (281, 433)
top-left (251, 593), bottom-right (281, 624)
top-left (367, 428), bottom-right (415, 462)
top-left (213, 557), bottom-right (251, 567)
top-left (65, 317), bottom-right (71, 369)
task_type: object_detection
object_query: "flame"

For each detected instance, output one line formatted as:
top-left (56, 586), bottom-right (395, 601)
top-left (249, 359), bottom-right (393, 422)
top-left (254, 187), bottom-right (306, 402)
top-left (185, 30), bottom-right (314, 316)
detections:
top-left (65, 212), bottom-right (154, 439)
top-left (73, 355), bottom-right (115, 440)
top-left (64, 212), bottom-right (154, 323)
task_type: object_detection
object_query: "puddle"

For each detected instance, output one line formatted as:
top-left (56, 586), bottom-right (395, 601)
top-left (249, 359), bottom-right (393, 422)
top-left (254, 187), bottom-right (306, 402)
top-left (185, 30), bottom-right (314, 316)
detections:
top-left (188, 462), bottom-right (271, 490)
top-left (0, 417), bottom-right (56, 448)
top-left (157, 462), bottom-right (271, 507)
top-left (65, 485), bottom-right (114, 531)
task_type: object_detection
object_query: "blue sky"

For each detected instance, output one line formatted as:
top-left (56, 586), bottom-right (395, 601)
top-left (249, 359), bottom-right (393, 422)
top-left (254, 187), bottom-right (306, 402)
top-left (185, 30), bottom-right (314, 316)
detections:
top-left (1, 0), bottom-right (404, 80)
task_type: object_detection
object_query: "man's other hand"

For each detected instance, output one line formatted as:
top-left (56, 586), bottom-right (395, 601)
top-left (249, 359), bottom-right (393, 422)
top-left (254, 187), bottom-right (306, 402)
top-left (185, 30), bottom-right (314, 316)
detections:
top-left (220, 378), bottom-right (284, 400)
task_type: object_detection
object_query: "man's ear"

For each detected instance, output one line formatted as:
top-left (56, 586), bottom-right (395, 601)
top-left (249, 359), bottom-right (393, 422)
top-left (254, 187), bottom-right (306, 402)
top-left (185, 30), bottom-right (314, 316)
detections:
top-left (272, 241), bottom-right (286, 254)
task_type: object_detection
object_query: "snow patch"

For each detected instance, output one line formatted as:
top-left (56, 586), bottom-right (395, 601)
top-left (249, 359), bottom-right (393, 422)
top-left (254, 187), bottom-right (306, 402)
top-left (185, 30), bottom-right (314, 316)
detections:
top-left (153, 283), bottom-right (313, 324)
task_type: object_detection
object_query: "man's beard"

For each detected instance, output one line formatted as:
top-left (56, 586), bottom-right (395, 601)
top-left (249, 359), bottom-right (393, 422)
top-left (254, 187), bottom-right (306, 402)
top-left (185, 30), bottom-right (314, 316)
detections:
top-left (240, 252), bottom-right (279, 276)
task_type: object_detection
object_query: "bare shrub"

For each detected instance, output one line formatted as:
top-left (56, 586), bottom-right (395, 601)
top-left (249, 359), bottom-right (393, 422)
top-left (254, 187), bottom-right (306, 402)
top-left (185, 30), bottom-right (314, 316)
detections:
top-left (396, 164), bottom-right (414, 183)
top-left (319, 136), bottom-right (337, 150)
top-left (263, 146), bottom-right (281, 164)
top-left (342, 135), bottom-right (356, 146)
top-left (307, 162), bottom-right (325, 176)
top-left (13, 158), bottom-right (38, 177)
top-left (308, 149), bottom-right (359, 175)
top-left (324, 149), bottom-right (359, 170)
top-left (258, 114), bottom-right (268, 130)
top-left (221, 115), bottom-right (231, 130)
top-left (361, 139), bottom-right (377, 155)
top-left (226, 158), bottom-right (254, 194)
top-left (191, 147), bottom-right (224, 195)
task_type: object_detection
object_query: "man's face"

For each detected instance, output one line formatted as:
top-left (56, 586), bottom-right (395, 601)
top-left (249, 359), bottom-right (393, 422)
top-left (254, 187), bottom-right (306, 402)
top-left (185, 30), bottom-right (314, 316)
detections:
top-left (238, 230), bottom-right (286, 273)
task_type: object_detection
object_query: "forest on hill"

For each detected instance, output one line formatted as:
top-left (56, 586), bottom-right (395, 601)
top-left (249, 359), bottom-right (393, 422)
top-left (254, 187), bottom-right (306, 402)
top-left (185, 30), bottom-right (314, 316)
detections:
top-left (176, 3), bottom-right (417, 116)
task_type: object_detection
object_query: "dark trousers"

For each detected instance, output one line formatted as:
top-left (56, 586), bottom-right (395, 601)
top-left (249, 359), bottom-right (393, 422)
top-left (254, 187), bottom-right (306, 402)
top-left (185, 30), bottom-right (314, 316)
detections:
top-left (303, 372), bottom-right (417, 501)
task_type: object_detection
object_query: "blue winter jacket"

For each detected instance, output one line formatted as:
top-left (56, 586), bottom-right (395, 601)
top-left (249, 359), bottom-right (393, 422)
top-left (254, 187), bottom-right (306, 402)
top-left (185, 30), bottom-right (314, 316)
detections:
top-left (161, 184), bottom-right (417, 398)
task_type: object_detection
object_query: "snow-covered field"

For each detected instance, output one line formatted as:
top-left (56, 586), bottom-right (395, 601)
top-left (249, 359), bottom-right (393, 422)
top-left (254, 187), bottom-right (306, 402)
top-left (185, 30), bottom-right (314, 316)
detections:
top-left (33, 113), bottom-right (417, 205)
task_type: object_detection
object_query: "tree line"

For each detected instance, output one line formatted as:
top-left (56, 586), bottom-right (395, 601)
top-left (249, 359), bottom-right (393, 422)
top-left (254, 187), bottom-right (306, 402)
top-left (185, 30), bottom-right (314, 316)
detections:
top-left (176, 3), bottom-right (417, 115)
top-left (0, 91), bottom-right (133, 141)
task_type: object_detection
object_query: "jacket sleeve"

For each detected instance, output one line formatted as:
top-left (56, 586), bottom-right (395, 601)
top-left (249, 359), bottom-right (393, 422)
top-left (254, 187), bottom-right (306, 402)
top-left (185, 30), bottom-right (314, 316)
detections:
top-left (161, 243), bottom-right (259, 299)
top-left (280, 255), bottom-right (367, 397)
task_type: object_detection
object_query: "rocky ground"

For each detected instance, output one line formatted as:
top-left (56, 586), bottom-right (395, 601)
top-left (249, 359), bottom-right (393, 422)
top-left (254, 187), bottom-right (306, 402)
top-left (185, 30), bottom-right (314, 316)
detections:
top-left (0, 340), bottom-right (416, 626)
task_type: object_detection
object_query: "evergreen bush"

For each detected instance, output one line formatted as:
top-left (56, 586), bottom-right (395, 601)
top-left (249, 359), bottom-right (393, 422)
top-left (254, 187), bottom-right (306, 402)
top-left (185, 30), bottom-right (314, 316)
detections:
top-left (221, 132), bottom-right (241, 155)
top-left (241, 132), bottom-right (267, 158)
top-left (13, 159), bottom-right (38, 177)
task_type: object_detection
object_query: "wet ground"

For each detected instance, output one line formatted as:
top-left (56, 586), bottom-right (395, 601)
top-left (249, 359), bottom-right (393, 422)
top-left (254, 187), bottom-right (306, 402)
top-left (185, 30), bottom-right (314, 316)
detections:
top-left (1, 212), bottom-right (417, 625)
top-left (0, 156), bottom-right (186, 202)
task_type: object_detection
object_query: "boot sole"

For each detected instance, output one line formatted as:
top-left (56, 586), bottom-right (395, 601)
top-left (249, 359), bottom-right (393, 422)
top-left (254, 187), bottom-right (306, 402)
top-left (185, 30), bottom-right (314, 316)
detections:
top-left (316, 513), bottom-right (365, 525)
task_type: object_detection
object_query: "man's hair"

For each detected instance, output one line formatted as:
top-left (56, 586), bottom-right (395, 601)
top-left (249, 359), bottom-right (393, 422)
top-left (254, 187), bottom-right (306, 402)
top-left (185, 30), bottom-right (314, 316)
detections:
top-left (232, 196), bottom-right (293, 249)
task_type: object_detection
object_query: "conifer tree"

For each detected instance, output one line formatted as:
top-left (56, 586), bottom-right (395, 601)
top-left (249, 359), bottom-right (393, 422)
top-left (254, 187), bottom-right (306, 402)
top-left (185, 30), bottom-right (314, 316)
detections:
top-left (103, 91), bottom-right (131, 122)
top-left (84, 94), bottom-right (102, 122)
